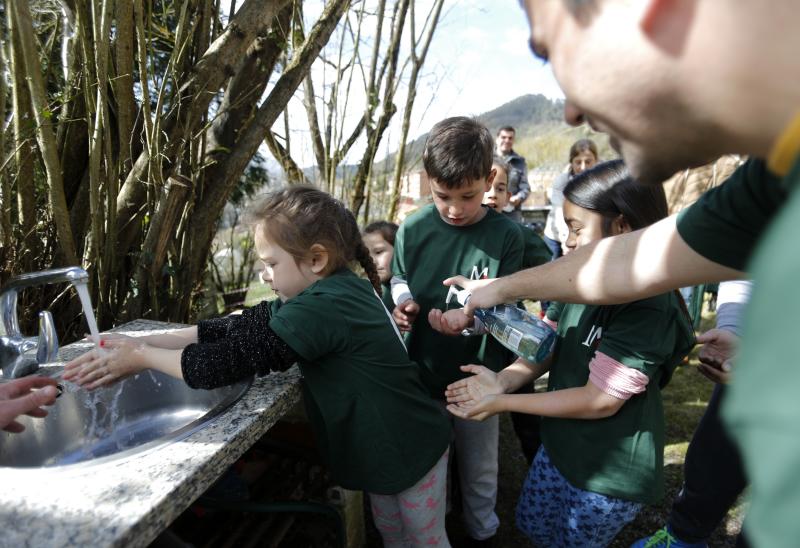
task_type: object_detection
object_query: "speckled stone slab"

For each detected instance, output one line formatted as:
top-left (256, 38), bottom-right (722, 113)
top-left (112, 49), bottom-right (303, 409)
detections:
top-left (0, 320), bottom-right (302, 548)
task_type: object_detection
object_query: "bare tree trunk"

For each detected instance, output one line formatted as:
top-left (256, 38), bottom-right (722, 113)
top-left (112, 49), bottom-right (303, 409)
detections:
top-left (9, 1), bottom-right (78, 264)
top-left (6, 9), bottom-right (37, 268)
top-left (349, 0), bottom-right (410, 216)
top-left (388, 0), bottom-right (445, 221)
top-left (265, 131), bottom-right (312, 185)
top-left (114, 0), bottom-right (136, 175)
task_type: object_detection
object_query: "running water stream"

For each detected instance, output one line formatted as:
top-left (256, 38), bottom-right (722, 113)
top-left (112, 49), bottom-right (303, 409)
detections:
top-left (73, 281), bottom-right (104, 356)
top-left (72, 281), bottom-right (113, 448)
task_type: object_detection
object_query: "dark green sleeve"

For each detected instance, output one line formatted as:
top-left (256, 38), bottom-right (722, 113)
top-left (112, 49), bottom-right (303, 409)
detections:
top-left (269, 294), bottom-right (349, 362)
top-left (599, 295), bottom-right (695, 383)
top-left (676, 159), bottom-right (785, 271)
top-left (391, 223), bottom-right (407, 280)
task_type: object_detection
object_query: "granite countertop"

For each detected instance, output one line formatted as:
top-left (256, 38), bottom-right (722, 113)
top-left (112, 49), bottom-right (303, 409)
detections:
top-left (0, 320), bottom-right (303, 548)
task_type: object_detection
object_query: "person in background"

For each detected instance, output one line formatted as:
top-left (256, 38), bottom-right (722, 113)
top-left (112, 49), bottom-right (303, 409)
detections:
top-left (483, 155), bottom-right (551, 463)
top-left (64, 186), bottom-right (452, 548)
top-left (363, 220), bottom-right (399, 313)
top-left (540, 139), bottom-right (598, 313)
top-left (495, 126), bottom-right (530, 223)
top-left (443, 160), bottom-right (695, 547)
top-left (391, 117), bottom-right (524, 547)
top-left (543, 139), bottom-right (599, 260)
top-left (0, 376), bottom-right (59, 433)
top-left (633, 280), bottom-right (752, 548)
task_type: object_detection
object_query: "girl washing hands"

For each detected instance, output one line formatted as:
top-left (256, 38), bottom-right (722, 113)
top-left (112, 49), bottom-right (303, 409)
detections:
top-left (433, 160), bottom-right (696, 547)
top-left (64, 186), bottom-right (452, 548)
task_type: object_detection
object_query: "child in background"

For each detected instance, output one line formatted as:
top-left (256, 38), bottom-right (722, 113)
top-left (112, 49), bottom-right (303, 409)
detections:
top-left (483, 156), bottom-right (551, 464)
top-left (363, 220), bottom-right (399, 313)
top-left (541, 139), bottom-right (599, 314)
top-left (390, 117), bottom-right (524, 546)
top-left (64, 186), bottom-right (452, 548)
top-left (442, 160), bottom-right (695, 547)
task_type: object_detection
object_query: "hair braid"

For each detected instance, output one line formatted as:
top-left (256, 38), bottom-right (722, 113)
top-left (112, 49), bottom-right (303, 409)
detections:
top-left (342, 208), bottom-right (382, 293)
top-left (355, 239), bottom-right (382, 293)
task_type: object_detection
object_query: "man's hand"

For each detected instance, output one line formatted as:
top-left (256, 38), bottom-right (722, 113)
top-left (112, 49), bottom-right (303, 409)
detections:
top-left (696, 328), bottom-right (738, 384)
top-left (428, 308), bottom-right (473, 336)
top-left (442, 276), bottom-right (503, 317)
top-left (0, 376), bottom-right (59, 433)
top-left (392, 300), bottom-right (420, 333)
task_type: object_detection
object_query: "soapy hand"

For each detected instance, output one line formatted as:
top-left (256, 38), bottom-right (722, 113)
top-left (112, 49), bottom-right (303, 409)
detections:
top-left (444, 364), bottom-right (505, 421)
top-left (393, 299), bottom-right (420, 332)
top-left (62, 335), bottom-right (147, 390)
top-left (428, 308), bottom-right (473, 336)
top-left (0, 376), bottom-right (59, 433)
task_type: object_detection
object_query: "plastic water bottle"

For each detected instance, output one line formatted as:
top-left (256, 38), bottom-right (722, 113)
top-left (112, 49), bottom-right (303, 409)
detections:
top-left (447, 287), bottom-right (556, 364)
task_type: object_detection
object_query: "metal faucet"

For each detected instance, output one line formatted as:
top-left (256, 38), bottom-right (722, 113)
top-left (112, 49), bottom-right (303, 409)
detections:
top-left (0, 267), bottom-right (89, 378)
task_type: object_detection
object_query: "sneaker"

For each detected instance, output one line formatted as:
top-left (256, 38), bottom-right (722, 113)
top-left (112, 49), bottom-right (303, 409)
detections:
top-left (630, 526), bottom-right (708, 548)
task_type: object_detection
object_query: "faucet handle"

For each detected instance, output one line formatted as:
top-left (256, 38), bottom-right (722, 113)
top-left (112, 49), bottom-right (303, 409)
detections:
top-left (36, 310), bottom-right (59, 364)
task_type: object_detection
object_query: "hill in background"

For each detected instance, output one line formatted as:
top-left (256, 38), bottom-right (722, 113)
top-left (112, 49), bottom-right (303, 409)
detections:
top-left (305, 94), bottom-right (618, 188)
top-left (376, 93), bottom-right (616, 176)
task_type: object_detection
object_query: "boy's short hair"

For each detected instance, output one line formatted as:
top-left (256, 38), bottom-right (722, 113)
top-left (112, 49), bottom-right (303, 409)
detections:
top-left (492, 155), bottom-right (510, 178)
top-left (423, 117), bottom-right (494, 189)
top-left (497, 125), bottom-right (516, 135)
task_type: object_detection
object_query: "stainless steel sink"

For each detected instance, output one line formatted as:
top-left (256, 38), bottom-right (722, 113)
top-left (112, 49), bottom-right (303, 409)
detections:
top-left (0, 369), bottom-right (252, 468)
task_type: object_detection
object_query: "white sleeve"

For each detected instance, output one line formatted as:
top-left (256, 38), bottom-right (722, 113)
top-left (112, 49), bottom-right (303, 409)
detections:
top-left (390, 276), bottom-right (413, 305)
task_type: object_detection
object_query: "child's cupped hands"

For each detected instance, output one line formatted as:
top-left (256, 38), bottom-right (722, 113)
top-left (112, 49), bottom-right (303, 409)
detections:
top-left (62, 335), bottom-right (146, 390)
top-left (428, 308), bottom-right (473, 336)
top-left (444, 364), bottom-right (505, 421)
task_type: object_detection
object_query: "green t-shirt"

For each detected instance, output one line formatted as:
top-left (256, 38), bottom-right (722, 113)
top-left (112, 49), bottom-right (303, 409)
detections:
top-left (678, 156), bottom-right (800, 547)
top-left (520, 224), bottom-right (552, 269)
top-left (392, 204), bottom-right (524, 396)
top-left (540, 294), bottom-right (695, 504)
top-left (676, 159), bottom-right (785, 271)
top-left (268, 269), bottom-right (451, 495)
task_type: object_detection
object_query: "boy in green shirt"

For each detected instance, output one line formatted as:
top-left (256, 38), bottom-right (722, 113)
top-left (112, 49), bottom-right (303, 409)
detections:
top-left (391, 117), bottom-right (524, 545)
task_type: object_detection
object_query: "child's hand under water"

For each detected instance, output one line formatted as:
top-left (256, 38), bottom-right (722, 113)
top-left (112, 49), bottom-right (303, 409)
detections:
top-left (444, 364), bottom-right (505, 421)
top-left (428, 308), bottom-right (473, 336)
top-left (62, 335), bottom-right (146, 390)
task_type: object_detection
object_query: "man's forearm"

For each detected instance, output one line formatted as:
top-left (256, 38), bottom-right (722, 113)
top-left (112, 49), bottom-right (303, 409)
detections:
top-left (494, 214), bottom-right (744, 305)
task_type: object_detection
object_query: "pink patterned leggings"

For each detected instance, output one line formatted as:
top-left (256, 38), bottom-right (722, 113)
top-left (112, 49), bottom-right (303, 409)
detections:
top-left (368, 449), bottom-right (451, 547)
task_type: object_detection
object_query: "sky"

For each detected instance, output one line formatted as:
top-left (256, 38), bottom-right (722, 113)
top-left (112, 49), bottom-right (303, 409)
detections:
top-left (251, 0), bottom-right (565, 170)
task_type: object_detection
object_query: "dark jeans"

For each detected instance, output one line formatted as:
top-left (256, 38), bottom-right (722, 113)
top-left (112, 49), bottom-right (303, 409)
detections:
top-left (540, 235), bottom-right (562, 314)
top-left (669, 384), bottom-right (750, 546)
top-left (510, 381), bottom-right (541, 465)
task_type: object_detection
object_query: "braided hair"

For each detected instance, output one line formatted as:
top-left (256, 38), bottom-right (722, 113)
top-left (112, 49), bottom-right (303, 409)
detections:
top-left (247, 185), bottom-right (382, 293)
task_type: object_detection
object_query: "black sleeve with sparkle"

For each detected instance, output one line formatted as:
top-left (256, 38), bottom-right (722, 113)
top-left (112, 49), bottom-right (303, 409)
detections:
top-left (181, 301), bottom-right (299, 389)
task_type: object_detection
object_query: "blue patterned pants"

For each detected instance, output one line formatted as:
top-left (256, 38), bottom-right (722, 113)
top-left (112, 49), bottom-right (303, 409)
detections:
top-left (516, 446), bottom-right (642, 547)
